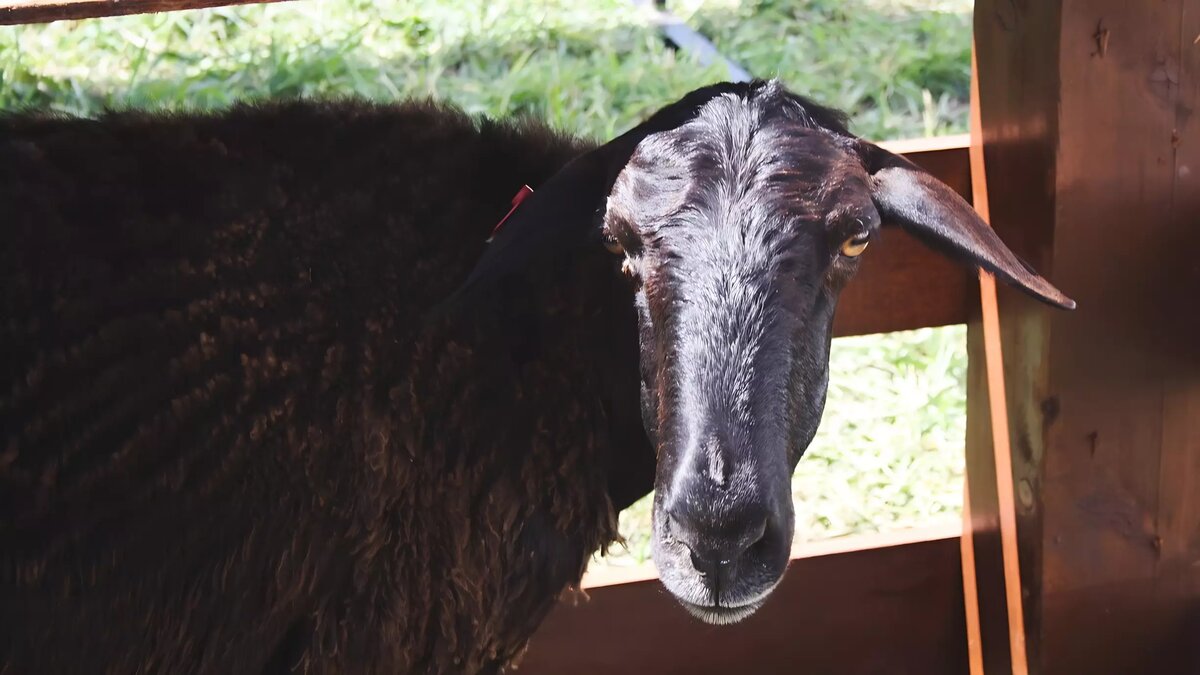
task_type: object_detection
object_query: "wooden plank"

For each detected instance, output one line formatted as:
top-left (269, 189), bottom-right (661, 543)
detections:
top-left (1039, 1), bottom-right (1200, 671)
top-left (1156, 8), bottom-right (1200, 668)
top-left (973, 0), bottom-right (1200, 672)
top-left (0, 0), bottom-right (290, 25)
top-left (520, 527), bottom-right (968, 675)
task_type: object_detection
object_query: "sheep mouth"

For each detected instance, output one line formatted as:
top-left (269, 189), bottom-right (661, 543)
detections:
top-left (676, 598), bottom-right (764, 625)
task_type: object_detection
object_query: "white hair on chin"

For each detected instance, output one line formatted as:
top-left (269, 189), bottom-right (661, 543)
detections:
top-left (682, 600), bottom-right (764, 626)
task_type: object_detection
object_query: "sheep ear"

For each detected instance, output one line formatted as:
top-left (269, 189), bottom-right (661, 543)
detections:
top-left (452, 82), bottom-right (759, 299)
top-left (853, 140), bottom-right (1075, 310)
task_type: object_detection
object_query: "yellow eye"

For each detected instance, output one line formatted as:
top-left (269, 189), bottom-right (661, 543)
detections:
top-left (840, 234), bottom-right (870, 257)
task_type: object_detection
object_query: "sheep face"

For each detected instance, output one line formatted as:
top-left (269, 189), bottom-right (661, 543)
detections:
top-left (602, 92), bottom-right (877, 625)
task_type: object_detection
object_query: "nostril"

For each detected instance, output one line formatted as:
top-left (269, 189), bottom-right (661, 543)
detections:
top-left (688, 549), bottom-right (719, 578)
top-left (749, 529), bottom-right (771, 559)
top-left (725, 513), bottom-right (770, 563)
top-left (750, 516), bottom-right (768, 547)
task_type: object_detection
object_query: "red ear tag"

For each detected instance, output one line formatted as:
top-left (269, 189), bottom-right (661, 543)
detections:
top-left (487, 185), bottom-right (535, 242)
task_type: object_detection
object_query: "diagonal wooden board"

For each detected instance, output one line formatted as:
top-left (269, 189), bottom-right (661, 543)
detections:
top-left (0, 0), bottom-right (292, 25)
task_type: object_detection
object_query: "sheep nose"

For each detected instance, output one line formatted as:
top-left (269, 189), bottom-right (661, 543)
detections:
top-left (666, 500), bottom-right (771, 589)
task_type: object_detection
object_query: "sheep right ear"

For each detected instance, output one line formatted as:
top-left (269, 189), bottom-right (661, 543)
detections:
top-left (451, 81), bottom-right (761, 301)
top-left (853, 139), bottom-right (1076, 310)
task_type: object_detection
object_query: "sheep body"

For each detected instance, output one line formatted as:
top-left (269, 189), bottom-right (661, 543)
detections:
top-left (0, 100), bottom-right (648, 674)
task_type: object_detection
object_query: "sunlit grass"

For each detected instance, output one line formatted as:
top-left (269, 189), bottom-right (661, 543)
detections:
top-left (672, 0), bottom-right (972, 138)
top-left (0, 0), bottom-right (728, 139)
top-left (0, 0), bottom-right (971, 139)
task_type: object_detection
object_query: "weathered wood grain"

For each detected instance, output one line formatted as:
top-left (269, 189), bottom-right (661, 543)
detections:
top-left (973, 1), bottom-right (1200, 672)
top-left (0, 0), bottom-right (291, 25)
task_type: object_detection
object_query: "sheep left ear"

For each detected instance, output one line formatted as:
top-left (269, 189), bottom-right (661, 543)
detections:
top-left (853, 139), bottom-right (1075, 310)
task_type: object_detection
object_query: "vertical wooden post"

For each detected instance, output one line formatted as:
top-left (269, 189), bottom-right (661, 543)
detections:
top-left (969, 1), bottom-right (1200, 672)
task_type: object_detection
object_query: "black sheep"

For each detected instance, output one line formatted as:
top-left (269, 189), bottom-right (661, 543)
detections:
top-left (0, 81), bottom-right (1072, 674)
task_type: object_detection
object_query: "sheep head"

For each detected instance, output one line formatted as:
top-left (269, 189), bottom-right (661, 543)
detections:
top-left (464, 80), bottom-right (1073, 625)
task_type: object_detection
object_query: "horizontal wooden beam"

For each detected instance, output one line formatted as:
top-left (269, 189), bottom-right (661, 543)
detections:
top-left (520, 525), bottom-right (968, 674)
top-left (0, 0), bottom-right (291, 25)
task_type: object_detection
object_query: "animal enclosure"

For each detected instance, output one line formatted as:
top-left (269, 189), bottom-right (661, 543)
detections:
top-left (1, 1), bottom-right (1197, 674)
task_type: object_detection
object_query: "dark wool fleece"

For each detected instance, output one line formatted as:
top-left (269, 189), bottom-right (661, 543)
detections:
top-left (0, 99), bottom-right (654, 674)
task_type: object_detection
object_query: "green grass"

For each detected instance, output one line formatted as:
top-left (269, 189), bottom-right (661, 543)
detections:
top-left (676, 0), bottom-right (972, 138)
top-left (0, 0), bottom-right (974, 568)
top-left (1, 0), bottom-right (729, 139)
top-left (0, 0), bottom-right (970, 139)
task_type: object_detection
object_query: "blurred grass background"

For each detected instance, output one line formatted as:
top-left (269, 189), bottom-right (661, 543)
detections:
top-left (0, 0), bottom-right (973, 567)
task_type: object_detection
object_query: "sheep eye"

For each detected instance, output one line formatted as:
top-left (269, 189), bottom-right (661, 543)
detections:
top-left (602, 231), bottom-right (624, 255)
top-left (839, 233), bottom-right (870, 258)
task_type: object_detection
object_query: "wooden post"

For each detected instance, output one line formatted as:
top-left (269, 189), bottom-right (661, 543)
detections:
top-left (969, 1), bottom-right (1200, 672)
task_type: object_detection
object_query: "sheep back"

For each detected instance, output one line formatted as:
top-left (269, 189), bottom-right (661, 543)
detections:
top-left (0, 99), bottom-right (639, 674)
